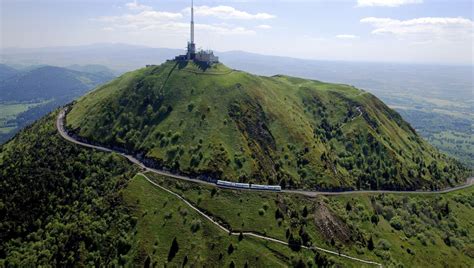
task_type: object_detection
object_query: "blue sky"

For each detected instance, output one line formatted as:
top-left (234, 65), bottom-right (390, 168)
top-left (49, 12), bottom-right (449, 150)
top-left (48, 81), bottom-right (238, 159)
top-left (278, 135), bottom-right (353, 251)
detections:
top-left (1, 0), bottom-right (473, 64)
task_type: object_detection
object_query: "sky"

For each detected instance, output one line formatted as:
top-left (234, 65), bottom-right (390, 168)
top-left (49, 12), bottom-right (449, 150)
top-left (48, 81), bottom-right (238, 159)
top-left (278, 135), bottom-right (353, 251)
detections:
top-left (1, 0), bottom-right (473, 64)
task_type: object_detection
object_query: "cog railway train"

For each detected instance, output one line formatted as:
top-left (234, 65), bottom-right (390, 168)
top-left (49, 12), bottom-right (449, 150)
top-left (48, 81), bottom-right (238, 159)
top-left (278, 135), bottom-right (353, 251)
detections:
top-left (216, 180), bottom-right (282, 192)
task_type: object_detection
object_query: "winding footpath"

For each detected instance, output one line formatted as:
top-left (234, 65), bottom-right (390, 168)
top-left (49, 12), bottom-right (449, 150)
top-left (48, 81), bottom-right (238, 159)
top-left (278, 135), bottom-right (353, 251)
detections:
top-left (57, 108), bottom-right (473, 266)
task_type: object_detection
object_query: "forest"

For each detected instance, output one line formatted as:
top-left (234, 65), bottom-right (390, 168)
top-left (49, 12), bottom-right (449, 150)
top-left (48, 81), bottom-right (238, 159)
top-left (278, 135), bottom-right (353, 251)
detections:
top-left (0, 111), bottom-right (137, 266)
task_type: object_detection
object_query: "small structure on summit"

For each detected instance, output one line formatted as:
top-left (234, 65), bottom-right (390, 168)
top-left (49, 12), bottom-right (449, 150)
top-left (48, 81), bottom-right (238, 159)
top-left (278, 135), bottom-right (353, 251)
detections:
top-left (175, 0), bottom-right (219, 65)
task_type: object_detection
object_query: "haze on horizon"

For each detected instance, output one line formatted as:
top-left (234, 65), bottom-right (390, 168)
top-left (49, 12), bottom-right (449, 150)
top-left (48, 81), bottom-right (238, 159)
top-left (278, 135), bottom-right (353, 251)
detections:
top-left (1, 0), bottom-right (473, 65)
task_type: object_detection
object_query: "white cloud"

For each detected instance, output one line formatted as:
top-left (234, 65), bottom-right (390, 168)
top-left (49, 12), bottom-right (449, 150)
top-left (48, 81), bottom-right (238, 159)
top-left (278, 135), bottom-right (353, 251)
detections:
top-left (190, 5), bottom-right (275, 20)
top-left (357, 0), bottom-right (423, 7)
top-left (95, 7), bottom-right (255, 36)
top-left (361, 17), bottom-right (473, 41)
top-left (96, 10), bottom-right (183, 24)
top-left (125, 1), bottom-right (152, 11)
top-left (256, 24), bottom-right (272, 29)
top-left (336, 34), bottom-right (359, 39)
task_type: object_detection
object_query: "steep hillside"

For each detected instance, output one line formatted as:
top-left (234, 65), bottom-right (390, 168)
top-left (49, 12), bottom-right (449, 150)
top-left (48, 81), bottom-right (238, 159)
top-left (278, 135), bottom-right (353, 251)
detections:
top-left (0, 112), bottom-right (340, 266)
top-left (0, 66), bottom-right (114, 102)
top-left (66, 61), bottom-right (468, 190)
top-left (0, 112), bottom-right (137, 265)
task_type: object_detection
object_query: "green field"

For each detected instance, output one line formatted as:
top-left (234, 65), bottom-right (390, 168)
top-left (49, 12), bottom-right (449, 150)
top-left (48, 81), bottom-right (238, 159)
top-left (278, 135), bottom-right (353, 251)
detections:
top-left (145, 172), bottom-right (474, 267)
top-left (123, 174), bottom-right (345, 267)
top-left (0, 101), bottom-right (48, 134)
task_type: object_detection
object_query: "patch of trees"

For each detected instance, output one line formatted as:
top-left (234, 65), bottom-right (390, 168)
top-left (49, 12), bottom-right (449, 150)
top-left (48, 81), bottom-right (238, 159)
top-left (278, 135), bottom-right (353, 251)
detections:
top-left (0, 112), bottom-right (136, 266)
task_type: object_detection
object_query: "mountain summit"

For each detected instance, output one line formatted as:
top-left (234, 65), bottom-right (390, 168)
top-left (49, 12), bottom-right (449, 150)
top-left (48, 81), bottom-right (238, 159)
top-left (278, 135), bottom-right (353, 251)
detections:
top-left (65, 61), bottom-right (467, 190)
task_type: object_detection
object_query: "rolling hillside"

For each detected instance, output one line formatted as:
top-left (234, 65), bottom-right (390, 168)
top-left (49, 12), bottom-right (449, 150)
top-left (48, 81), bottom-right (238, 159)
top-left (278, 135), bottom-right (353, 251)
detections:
top-left (66, 61), bottom-right (468, 190)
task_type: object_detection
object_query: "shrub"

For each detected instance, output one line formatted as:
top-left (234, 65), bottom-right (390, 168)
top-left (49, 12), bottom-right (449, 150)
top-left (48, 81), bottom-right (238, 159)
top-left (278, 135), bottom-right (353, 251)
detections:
top-left (371, 214), bottom-right (379, 225)
top-left (263, 202), bottom-right (269, 211)
top-left (383, 206), bottom-right (395, 221)
top-left (417, 233), bottom-right (428, 246)
top-left (390, 216), bottom-right (403, 230)
top-left (191, 219), bottom-right (201, 233)
top-left (228, 243), bottom-right (234, 255)
top-left (258, 208), bottom-right (265, 216)
top-left (377, 239), bottom-right (391, 250)
top-left (187, 102), bottom-right (195, 112)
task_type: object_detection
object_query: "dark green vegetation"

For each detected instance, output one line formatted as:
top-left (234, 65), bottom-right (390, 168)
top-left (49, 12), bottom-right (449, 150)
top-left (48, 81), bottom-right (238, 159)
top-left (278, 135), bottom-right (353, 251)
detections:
top-left (67, 61), bottom-right (468, 190)
top-left (0, 112), bottom-right (137, 266)
top-left (148, 172), bottom-right (474, 267)
top-left (0, 65), bottom-right (115, 144)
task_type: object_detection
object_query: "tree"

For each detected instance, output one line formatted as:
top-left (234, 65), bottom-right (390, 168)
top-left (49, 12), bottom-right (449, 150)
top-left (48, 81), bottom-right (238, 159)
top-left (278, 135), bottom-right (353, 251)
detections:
top-left (144, 256), bottom-right (151, 268)
top-left (275, 208), bottom-right (284, 219)
top-left (302, 206), bottom-right (309, 217)
top-left (182, 255), bottom-right (188, 267)
top-left (444, 202), bottom-right (450, 215)
top-left (288, 233), bottom-right (302, 251)
top-left (168, 237), bottom-right (179, 261)
top-left (370, 214), bottom-right (379, 225)
top-left (228, 243), bottom-right (234, 255)
top-left (367, 236), bottom-right (374, 251)
top-left (238, 232), bottom-right (244, 241)
top-left (345, 202), bottom-right (352, 211)
top-left (299, 226), bottom-right (310, 245)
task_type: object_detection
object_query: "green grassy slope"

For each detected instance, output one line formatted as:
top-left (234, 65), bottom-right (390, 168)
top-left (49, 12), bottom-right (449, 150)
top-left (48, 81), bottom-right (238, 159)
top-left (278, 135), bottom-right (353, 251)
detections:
top-left (67, 61), bottom-right (468, 190)
top-left (123, 174), bottom-right (345, 267)
top-left (0, 112), bottom-right (342, 267)
top-left (147, 172), bottom-right (474, 267)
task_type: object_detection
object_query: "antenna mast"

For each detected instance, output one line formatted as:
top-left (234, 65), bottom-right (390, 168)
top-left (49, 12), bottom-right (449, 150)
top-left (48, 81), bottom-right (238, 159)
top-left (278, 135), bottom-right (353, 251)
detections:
top-left (187, 0), bottom-right (196, 60)
top-left (191, 0), bottom-right (195, 44)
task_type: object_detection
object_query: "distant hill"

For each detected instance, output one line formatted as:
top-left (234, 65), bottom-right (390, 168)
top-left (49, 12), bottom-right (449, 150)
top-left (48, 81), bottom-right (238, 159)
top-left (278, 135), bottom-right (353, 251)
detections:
top-left (1, 43), bottom-right (180, 73)
top-left (0, 66), bottom-right (114, 102)
top-left (0, 65), bottom-right (115, 144)
top-left (66, 61), bottom-right (468, 190)
top-left (0, 64), bottom-right (19, 81)
top-left (66, 64), bottom-right (117, 77)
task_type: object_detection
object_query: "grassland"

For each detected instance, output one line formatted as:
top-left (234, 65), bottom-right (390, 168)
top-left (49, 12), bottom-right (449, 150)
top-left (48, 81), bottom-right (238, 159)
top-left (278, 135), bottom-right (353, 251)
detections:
top-left (0, 101), bottom-right (48, 134)
top-left (145, 172), bottom-right (474, 267)
top-left (123, 174), bottom-right (346, 267)
top-left (66, 61), bottom-right (469, 191)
